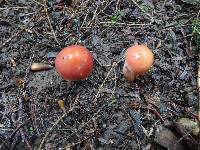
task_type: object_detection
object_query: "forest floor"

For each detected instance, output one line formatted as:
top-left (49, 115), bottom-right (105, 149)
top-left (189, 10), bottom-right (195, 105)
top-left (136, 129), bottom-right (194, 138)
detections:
top-left (0, 0), bottom-right (199, 150)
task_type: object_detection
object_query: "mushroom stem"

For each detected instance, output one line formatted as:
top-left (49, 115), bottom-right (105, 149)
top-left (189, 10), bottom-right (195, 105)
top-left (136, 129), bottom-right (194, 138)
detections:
top-left (123, 63), bottom-right (136, 81)
top-left (134, 40), bottom-right (138, 46)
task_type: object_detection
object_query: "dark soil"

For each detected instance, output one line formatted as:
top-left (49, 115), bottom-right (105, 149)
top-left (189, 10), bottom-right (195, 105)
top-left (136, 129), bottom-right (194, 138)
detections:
top-left (0, 0), bottom-right (199, 150)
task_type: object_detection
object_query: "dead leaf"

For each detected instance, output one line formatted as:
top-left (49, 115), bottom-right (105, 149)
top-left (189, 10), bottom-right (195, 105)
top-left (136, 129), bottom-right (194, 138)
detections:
top-left (12, 77), bottom-right (25, 86)
top-left (174, 122), bottom-right (198, 150)
top-left (177, 118), bottom-right (199, 136)
top-left (144, 94), bottom-right (160, 108)
top-left (154, 126), bottom-right (183, 150)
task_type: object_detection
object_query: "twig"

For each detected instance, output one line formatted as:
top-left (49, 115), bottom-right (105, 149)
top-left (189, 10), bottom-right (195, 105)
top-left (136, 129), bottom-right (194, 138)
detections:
top-left (38, 95), bottom-right (79, 150)
top-left (30, 101), bottom-right (40, 135)
top-left (17, 95), bottom-right (32, 150)
top-left (162, 0), bottom-right (167, 8)
top-left (43, 0), bottom-right (60, 45)
top-left (20, 128), bottom-right (32, 150)
top-left (0, 7), bottom-right (42, 50)
top-left (62, 58), bottom-right (124, 149)
top-left (63, 60), bottom-right (124, 148)
top-left (88, 3), bottom-right (99, 26)
top-left (130, 0), bottom-right (153, 21)
top-left (0, 6), bottom-right (31, 10)
top-left (198, 64), bottom-right (200, 121)
top-left (65, 134), bottom-right (94, 148)
top-left (116, 0), bottom-right (121, 10)
top-left (80, 14), bottom-right (88, 28)
top-left (64, 103), bottom-right (106, 149)
top-left (197, 63), bottom-right (200, 149)
top-left (174, 122), bottom-right (198, 149)
top-left (82, 0), bottom-right (114, 28)
top-left (142, 107), bottom-right (164, 122)
top-left (32, 0), bottom-right (45, 6)
top-left (0, 119), bottom-right (30, 149)
top-left (38, 114), bottom-right (66, 150)
top-left (93, 62), bottom-right (117, 102)
top-left (97, 0), bottom-right (114, 16)
top-left (99, 21), bottom-right (151, 26)
top-left (15, 53), bottom-right (35, 150)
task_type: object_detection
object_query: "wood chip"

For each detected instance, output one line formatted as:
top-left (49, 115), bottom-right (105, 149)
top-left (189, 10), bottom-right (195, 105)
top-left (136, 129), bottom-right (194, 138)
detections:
top-left (31, 63), bottom-right (53, 71)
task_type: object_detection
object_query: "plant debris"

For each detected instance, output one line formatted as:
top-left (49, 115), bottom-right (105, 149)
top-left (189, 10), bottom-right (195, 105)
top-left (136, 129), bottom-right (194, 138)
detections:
top-left (31, 63), bottom-right (53, 72)
top-left (0, 0), bottom-right (199, 149)
top-left (154, 126), bottom-right (183, 150)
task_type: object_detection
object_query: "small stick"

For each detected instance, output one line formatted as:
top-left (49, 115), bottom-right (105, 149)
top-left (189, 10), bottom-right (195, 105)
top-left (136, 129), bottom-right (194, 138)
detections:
top-left (38, 95), bottom-right (79, 150)
top-left (142, 107), bottom-right (165, 123)
top-left (17, 95), bottom-right (32, 150)
top-left (44, 0), bottom-right (60, 45)
top-left (131, 0), bottom-right (153, 21)
top-left (0, 119), bottom-right (30, 149)
top-left (198, 64), bottom-right (200, 121)
top-left (19, 128), bottom-right (32, 150)
top-left (38, 113), bottom-right (66, 150)
top-left (0, 7), bottom-right (42, 50)
top-left (99, 21), bottom-right (151, 26)
top-left (93, 62), bottom-right (117, 103)
top-left (0, 7), bottom-right (31, 10)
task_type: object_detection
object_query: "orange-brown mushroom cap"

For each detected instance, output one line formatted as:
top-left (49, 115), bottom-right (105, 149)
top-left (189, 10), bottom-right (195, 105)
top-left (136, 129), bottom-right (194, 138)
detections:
top-left (55, 45), bottom-right (93, 81)
top-left (123, 44), bottom-right (154, 81)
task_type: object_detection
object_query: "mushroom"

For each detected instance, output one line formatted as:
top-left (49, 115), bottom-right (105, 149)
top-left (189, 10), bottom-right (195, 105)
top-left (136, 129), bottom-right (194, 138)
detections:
top-left (55, 44), bottom-right (93, 81)
top-left (123, 43), bottom-right (154, 81)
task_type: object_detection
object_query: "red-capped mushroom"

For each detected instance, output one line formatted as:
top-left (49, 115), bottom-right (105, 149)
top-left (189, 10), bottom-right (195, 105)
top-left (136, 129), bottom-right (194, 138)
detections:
top-left (55, 45), bottom-right (93, 81)
top-left (123, 43), bottom-right (154, 81)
